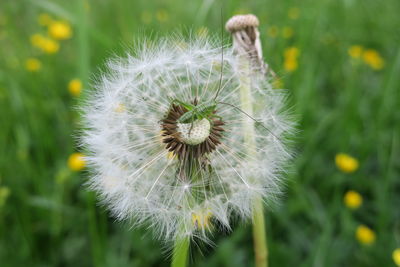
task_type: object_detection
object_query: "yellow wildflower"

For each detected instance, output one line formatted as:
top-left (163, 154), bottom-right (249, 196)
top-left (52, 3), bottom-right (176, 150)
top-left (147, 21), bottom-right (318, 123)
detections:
top-left (48, 21), bottom-right (72, 40)
top-left (41, 38), bottom-right (59, 54)
top-left (284, 47), bottom-right (300, 58)
top-left (141, 11), bottom-right (152, 24)
top-left (344, 190), bottom-right (362, 209)
top-left (68, 152), bottom-right (86, 171)
top-left (30, 33), bottom-right (45, 48)
top-left (196, 26), bottom-right (209, 38)
top-left (68, 79), bottom-right (82, 97)
top-left (335, 153), bottom-right (359, 173)
top-left (0, 186), bottom-right (10, 206)
top-left (288, 7), bottom-right (300, 20)
top-left (267, 26), bottom-right (279, 38)
top-left (25, 58), bottom-right (42, 72)
top-left (283, 47), bottom-right (300, 72)
top-left (30, 34), bottom-right (59, 54)
top-left (156, 9), bottom-right (169, 23)
top-left (38, 13), bottom-right (52, 26)
top-left (348, 45), bottom-right (363, 59)
top-left (192, 210), bottom-right (212, 229)
top-left (362, 49), bottom-right (384, 70)
top-left (393, 248), bottom-right (400, 266)
top-left (284, 58), bottom-right (298, 72)
top-left (356, 225), bottom-right (376, 245)
top-left (282, 26), bottom-right (294, 39)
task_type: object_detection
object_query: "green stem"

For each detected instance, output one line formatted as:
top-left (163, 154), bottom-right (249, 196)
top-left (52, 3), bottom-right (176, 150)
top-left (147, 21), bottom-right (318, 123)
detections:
top-left (170, 154), bottom-right (200, 267)
top-left (238, 56), bottom-right (268, 267)
top-left (171, 236), bottom-right (190, 267)
top-left (252, 198), bottom-right (268, 267)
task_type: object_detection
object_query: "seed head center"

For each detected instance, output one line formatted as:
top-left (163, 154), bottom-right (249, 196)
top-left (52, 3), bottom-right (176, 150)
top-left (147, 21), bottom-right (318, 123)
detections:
top-left (161, 102), bottom-right (224, 159)
top-left (177, 118), bottom-right (211, 145)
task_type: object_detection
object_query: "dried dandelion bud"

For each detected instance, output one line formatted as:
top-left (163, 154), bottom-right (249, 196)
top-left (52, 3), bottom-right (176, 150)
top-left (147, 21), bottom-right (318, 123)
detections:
top-left (225, 14), bottom-right (260, 32)
top-left (226, 14), bottom-right (275, 77)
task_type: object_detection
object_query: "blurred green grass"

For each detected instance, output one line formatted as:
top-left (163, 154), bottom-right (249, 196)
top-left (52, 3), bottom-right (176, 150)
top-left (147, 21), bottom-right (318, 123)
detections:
top-left (1, 0), bottom-right (399, 266)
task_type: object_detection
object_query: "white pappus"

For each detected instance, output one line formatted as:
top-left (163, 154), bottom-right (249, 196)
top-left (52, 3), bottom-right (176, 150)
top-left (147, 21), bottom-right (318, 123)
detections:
top-left (80, 35), bottom-right (294, 242)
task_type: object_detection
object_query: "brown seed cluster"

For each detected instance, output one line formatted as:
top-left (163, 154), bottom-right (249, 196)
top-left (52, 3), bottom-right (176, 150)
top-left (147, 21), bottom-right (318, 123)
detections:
top-left (161, 103), bottom-right (224, 161)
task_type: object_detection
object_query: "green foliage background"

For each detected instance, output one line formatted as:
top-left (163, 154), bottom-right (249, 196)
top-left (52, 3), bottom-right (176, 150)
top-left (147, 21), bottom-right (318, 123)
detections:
top-left (0, 0), bottom-right (399, 266)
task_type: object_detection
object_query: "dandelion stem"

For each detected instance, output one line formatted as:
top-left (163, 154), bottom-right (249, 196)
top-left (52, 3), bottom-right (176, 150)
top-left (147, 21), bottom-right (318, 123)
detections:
top-left (171, 157), bottom-right (199, 267)
top-left (238, 53), bottom-right (268, 267)
top-left (171, 236), bottom-right (190, 267)
top-left (253, 198), bottom-right (268, 267)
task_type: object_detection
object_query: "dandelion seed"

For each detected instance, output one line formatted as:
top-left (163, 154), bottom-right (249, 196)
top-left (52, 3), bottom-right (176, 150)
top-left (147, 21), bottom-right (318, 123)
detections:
top-left (356, 225), bottom-right (376, 245)
top-left (114, 103), bottom-right (126, 113)
top-left (192, 210), bottom-right (212, 230)
top-left (68, 79), bottom-right (83, 97)
top-left (393, 248), bottom-right (400, 266)
top-left (81, 35), bottom-right (292, 241)
top-left (196, 27), bottom-right (209, 38)
top-left (68, 153), bottom-right (86, 171)
top-left (335, 153), bottom-right (359, 173)
top-left (25, 58), bottom-right (41, 72)
top-left (48, 21), bottom-right (72, 40)
top-left (344, 190), bottom-right (362, 209)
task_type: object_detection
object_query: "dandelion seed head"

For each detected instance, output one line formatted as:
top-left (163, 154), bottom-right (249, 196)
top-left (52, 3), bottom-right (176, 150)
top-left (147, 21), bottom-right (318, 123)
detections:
top-left (177, 119), bottom-right (211, 145)
top-left (81, 35), bottom-right (293, 241)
